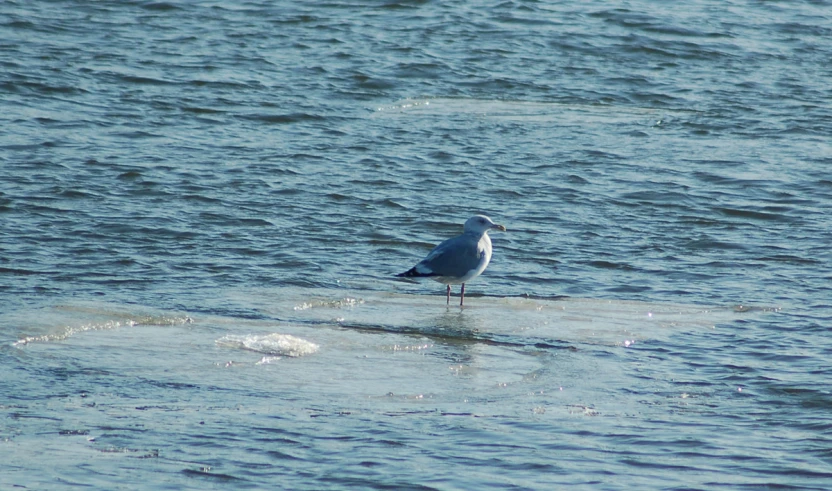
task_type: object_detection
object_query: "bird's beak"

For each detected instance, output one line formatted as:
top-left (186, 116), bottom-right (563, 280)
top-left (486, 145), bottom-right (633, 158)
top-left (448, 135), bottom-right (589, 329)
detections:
top-left (492, 224), bottom-right (507, 232)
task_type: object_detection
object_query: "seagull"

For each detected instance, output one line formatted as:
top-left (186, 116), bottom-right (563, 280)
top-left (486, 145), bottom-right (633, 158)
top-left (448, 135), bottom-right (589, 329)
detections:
top-left (397, 215), bottom-right (506, 306)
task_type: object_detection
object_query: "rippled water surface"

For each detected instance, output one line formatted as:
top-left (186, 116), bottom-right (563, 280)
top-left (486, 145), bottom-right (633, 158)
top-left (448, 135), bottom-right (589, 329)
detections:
top-left (2, 1), bottom-right (831, 489)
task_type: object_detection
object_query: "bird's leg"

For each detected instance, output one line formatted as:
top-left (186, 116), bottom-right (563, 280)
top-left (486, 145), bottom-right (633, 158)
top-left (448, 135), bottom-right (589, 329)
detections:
top-left (446, 284), bottom-right (451, 305)
top-left (460, 283), bottom-right (465, 306)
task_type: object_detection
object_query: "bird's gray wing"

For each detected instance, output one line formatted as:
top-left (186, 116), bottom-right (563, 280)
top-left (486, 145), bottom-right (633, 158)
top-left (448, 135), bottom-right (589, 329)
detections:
top-left (418, 234), bottom-right (482, 278)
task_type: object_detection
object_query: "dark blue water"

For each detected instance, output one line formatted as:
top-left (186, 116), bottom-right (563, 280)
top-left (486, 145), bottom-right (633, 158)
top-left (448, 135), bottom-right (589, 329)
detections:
top-left (2, 1), bottom-right (831, 489)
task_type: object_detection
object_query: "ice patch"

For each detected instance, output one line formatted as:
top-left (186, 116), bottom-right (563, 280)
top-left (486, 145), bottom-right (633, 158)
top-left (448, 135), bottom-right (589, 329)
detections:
top-left (216, 333), bottom-right (319, 357)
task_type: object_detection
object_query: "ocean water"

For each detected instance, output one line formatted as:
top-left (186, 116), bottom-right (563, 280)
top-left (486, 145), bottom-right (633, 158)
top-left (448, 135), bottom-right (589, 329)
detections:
top-left (2, 1), bottom-right (831, 489)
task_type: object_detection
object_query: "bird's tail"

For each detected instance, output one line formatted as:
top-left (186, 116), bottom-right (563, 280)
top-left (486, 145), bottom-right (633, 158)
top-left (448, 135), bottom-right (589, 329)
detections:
top-left (396, 267), bottom-right (436, 278)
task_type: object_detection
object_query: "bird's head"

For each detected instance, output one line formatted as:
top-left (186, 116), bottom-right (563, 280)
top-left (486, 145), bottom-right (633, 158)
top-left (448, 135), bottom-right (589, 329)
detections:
top-left (463, 215), bottom-right (506, 235)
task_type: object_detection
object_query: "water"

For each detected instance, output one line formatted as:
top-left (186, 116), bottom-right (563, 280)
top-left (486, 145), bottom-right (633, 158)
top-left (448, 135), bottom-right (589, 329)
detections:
top-left (2, 1), bottom-right (831, 489)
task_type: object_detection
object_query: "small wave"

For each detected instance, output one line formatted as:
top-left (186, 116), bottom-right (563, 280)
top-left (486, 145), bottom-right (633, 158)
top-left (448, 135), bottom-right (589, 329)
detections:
top-left (215, 333), bottom-right (319, 357)
top-left (293, 297), bottom-right (364, 311)
top-left (13, 315), bottom-right (194, 346)
top-left (239, 113), bottom-right (326, 124)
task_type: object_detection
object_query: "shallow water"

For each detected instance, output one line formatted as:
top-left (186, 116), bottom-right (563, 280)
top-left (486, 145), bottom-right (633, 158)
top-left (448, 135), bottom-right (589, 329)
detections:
top-left (2, 1), bottom-right (831, 489)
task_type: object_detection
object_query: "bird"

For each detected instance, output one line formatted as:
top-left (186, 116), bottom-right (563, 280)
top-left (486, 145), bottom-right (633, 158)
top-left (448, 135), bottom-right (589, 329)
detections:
top-left (397, 215), bottom-right (506, 306)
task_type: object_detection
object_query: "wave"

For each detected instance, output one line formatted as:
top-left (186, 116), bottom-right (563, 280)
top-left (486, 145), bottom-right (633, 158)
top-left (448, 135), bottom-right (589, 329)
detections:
top-left (13, 314), bottom-right (194, 346)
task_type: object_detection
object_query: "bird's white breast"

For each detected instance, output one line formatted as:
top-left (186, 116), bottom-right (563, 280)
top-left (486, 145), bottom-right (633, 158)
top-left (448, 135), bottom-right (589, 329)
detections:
top-left (456, 233), bottom-right (492, 283)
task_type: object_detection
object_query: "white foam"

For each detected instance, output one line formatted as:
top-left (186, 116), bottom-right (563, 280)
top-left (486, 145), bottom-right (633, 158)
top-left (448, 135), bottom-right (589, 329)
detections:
top-left (215, 333), bottom-right (319, 357)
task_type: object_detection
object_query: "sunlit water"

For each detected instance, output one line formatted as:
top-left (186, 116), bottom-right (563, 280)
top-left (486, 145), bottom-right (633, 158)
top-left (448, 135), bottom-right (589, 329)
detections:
top-left (2, 1), bottom-right (831, 489)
